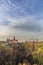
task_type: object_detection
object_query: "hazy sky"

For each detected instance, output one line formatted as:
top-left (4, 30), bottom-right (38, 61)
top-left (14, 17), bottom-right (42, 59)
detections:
top-left (0, 0), bottom-right (43, 41)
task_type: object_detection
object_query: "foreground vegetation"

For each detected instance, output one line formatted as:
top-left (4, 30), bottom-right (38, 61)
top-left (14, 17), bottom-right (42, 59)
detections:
top-left (0, 42), bottom-right (43, 65)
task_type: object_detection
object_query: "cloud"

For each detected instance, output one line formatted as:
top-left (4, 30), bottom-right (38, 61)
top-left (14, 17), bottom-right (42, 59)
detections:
top-left (0, 25), bottom-right (11, 35)
top-left (0, 0), bottom-right (43, 40)
top-left (7, 15), bottom-right (42, 32)
top-left (0, 0), bottom-right (28, 26)
top-left (0, 0), bottom-right (28, 17)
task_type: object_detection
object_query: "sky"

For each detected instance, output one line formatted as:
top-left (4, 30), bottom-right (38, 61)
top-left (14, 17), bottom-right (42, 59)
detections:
top-left (0, 0), bottom-right (43, 41)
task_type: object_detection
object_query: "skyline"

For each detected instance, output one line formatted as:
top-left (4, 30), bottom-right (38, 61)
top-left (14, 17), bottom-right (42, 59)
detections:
top-left (0, 0), bottom-right (43, 40)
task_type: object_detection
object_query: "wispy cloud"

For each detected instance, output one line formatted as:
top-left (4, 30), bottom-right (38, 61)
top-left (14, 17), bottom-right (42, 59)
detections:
top-left (7, 15), bottom-right (43, 32)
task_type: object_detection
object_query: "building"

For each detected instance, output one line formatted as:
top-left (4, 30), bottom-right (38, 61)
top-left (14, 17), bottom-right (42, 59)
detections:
top-left (7, 37), bottom-right (18, 44)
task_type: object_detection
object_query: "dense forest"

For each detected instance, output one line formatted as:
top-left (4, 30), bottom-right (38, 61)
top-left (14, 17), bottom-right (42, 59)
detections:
top-left (0, 42), bottom-right (43, 65)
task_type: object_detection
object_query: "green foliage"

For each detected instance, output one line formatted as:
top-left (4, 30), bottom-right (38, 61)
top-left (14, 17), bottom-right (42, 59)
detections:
top-left (0, 44), bottom-right (5, 51)
top-left (33, 55), bottom-right (38, 64)
top-left (13, 44), bottom-right (18, 49)
top-left (38, 58), bottom-right (43, 65)
top-left (23, 43), bottom-right (30, 51)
